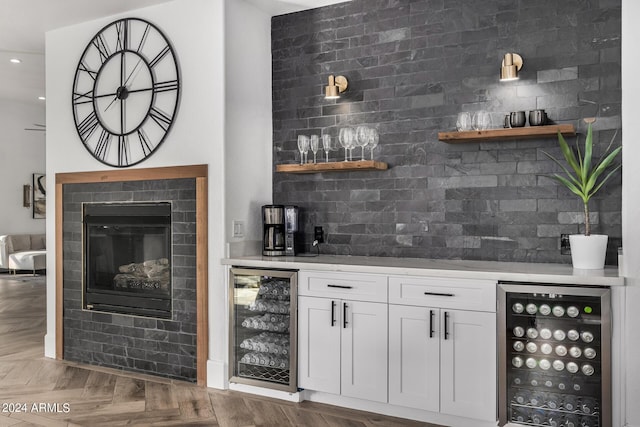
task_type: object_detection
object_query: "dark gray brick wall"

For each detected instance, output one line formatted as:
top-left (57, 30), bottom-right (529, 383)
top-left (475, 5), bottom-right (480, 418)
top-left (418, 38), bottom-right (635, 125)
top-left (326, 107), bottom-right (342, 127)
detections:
top-left (62, 178), bottom-right (197, 382)
top-left (272, 0), bottom-right (621, 263)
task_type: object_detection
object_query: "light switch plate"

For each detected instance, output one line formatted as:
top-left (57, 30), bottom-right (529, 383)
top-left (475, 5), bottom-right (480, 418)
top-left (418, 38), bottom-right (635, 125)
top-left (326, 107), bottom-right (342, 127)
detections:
top-left (232, 220), bottom-right (245, 238)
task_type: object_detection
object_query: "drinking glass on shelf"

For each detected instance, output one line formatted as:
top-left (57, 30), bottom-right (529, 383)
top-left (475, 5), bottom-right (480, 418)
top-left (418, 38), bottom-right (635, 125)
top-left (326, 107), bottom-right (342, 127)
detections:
top-left (472, 111), bottom-right (491, 130)
top-left (355, 126), bottom-right (370, 160)
top-left (456, 112), bottom-right (472, 131)
top-left (310, 135), bottom-right (320, 163)
top-left (321, 134), bottom-right (333, 162)
top-left (368, 128), bottom-right (379, 160)
top-left (338, 128), bottom-right (354, 162)
top-left (297, 135), bottom-right (309, 164)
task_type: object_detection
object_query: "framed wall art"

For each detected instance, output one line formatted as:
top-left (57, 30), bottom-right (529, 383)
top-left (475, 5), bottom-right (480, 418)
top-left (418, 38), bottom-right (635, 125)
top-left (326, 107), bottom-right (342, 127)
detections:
top-left (33, 173), bottom-right (46, 219)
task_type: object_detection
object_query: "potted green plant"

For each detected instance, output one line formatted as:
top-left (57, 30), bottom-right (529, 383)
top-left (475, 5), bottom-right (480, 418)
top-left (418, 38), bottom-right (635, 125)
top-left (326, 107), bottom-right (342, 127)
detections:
top-left (542, 118), bottom-right (622, 269)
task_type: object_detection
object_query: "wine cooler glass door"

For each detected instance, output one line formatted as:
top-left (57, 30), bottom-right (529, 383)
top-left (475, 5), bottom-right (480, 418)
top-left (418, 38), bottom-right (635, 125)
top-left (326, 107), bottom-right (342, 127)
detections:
top-left (229, 268), bottom-right (298, 393)
top-left (498, 283), bottom-right (611, 427)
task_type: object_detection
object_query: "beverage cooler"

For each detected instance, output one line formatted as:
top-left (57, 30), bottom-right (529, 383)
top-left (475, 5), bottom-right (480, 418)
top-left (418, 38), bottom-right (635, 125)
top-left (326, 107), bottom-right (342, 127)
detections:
top-left (229, 267), bottom-right (297, 392)
top-left (498, 283), bottom-right (611, 427)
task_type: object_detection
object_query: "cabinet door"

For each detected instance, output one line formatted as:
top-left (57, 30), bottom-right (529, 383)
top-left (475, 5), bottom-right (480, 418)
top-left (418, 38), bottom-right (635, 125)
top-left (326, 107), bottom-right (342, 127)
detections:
top-left (440, 309), bottom-right (496, 422)
top-left (340, 300), bottom-right (388, 403)
top-left (388, 305), bottom-right (440, 411)
top-left (298, 296), bottom-right (341, 394)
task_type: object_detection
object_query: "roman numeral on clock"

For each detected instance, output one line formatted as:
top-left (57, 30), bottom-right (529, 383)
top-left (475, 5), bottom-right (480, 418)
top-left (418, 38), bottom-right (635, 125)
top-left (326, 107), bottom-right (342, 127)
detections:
top-left (77, 111), bottom-right (99, 140)
top-left (118, 135), bottom-right (130, 166)
top-left (94, 129), bottom-right (112, 160)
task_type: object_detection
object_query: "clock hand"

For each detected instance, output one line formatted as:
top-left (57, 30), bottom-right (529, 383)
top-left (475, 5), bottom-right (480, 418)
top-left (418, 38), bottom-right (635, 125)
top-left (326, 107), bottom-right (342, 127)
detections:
top-left (123, 58), bottom-right (144, 86)
top-left (104, 94), bottom-right (119, 112)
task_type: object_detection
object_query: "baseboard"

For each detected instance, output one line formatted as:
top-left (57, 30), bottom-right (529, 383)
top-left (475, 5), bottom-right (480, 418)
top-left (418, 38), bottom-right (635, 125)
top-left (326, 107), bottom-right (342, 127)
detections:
top-left (206, 359), bottom-right (227, 389)
top-left (229, 383), bottom-right (303, 402)
top-left (302, 390), bottom-right (497, 427)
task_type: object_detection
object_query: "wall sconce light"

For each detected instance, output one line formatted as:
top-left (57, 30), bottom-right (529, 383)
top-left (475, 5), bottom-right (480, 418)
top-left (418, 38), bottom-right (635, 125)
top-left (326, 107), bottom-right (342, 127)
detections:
top-left (500, 53), bottom-right (523, 81)
top-left (23, 184), bottom-right (31, 208)
top-left (325, 75), bottom-right (348, 99)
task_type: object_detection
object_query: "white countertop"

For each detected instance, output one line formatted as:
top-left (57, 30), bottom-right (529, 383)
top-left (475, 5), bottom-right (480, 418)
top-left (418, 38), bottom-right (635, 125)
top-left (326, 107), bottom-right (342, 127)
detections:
top-left (222, 254), bottom-right (624, 287)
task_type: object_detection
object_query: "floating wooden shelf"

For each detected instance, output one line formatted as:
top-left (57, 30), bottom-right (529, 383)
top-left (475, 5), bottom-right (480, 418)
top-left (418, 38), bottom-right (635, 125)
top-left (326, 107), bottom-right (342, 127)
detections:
top-left (276, 160), bottom-right (388, 174)
top-left (438, 124), bottom-right (576, 143)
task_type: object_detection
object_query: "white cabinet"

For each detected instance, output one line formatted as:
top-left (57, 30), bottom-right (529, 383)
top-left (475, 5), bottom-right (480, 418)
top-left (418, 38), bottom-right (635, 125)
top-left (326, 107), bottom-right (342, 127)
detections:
top-left (388, 276), bottom-right (497, 422)
top-left (298, 271), bottom-right (388, 403)
top-left (440, 308), bottom-right (496, 420)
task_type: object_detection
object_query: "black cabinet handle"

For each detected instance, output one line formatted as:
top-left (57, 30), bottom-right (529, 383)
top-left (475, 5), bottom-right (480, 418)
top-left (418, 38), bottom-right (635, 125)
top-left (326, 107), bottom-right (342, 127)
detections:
top-left (328, 284), bottom-right (353, 289)
top-left (444, 311), bottom-right (450, 340)
top-left (424, 291), bottom-right (455, 297)
top-left (343, 302), bottom-right (348, 328)
top-left (331, 300), bottom-right (336, 327)
top-left (429, 310), bottom-right (434, 338)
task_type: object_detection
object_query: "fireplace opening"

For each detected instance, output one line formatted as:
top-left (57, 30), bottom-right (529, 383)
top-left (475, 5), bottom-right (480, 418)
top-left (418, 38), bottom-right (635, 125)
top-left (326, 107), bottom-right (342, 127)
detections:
top-left (83, 202), bottom-right (172, 319)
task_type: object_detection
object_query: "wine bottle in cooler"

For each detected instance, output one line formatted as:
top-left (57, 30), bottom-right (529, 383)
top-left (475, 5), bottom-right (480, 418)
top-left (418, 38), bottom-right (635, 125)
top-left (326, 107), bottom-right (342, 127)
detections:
top-left (547, 393), bottom-right (561, 410)
top-left (579, 415), bottom-right (596, 427)
top-left (512, 406), bottom-right (530, 423)
top-left (547, 414), bottom-right (562, 427)
top-left (513, 389), bottom-right (530, 405)
top-left (530, 409), bottom-right (546, 425)
top-left (529, 391), bottom-right (545, 407)
top-left (563, 395), bottom-right (579, 412)
top-left (580, 398), bottom-right (598, 415)
top-left (563, 414), bottom-right (580, 427)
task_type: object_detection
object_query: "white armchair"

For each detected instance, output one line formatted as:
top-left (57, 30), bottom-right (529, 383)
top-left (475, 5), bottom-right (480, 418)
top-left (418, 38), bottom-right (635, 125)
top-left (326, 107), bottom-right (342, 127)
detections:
top-left (0, 234), bottom-right (46, 274)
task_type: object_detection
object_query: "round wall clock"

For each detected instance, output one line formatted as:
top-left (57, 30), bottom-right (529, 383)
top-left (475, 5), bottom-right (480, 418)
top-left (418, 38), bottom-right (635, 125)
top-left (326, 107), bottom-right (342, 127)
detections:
top-left (72, 18), bottom-right (180, 167)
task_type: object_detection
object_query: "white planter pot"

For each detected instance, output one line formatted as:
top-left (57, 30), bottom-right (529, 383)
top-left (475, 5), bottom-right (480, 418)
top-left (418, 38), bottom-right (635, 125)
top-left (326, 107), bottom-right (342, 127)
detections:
top-left (569, 234), bottom-right (608, 270)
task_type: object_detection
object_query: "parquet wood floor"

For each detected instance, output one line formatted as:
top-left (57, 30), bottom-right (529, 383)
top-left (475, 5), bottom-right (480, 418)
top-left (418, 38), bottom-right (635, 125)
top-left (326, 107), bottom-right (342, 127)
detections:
top-left (0, 274), bottom-right (441, 427)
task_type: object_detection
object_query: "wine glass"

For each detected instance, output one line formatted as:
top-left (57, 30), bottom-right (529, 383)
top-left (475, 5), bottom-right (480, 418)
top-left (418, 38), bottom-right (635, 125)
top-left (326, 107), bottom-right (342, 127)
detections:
top-left (310, 135), bottom-right (320, 163)
top-left (355, 126), bottom-right (370, 160)
top-left (368, 128), bottom-right (379, 160)
top-left (472, 111), bottom-right (491, 131)
top-left (321, 133), bottom-right (333, 162)
top-left (338, 128), bottom-right (353, 162)
top-left (456, 112), bottom-right (472, 131)
top-left (297, 135), bottom-right (309, 164)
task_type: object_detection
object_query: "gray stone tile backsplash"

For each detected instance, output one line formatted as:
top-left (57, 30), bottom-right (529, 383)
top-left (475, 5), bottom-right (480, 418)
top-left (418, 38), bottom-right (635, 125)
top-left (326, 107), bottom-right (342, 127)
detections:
top-left (271, 0), bottom-right (621, 264)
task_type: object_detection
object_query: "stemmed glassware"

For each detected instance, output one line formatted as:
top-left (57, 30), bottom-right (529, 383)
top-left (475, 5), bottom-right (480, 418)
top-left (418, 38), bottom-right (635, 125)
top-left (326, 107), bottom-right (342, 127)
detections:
top-left (456, 112), bottom-right (472, 131)
top-left (472, 111), bottom-right (491, 131)
top-left (355, 126), bottom-right (370, 160)
top-left (297, 135), bottom-right (309, 164)
top-left (368, 128), bottom-right (379, 160)
top-left (321, 134), bottom-right (333, 162)
top-left (310, 135), bottom-right (320, 163)
top-left (338, 128), bottom-right (354, 162)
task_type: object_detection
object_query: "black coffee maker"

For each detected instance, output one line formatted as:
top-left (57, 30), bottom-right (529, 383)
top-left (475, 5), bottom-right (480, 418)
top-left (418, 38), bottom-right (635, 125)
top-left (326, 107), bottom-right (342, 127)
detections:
top-left (262, 205), bottom-right (285, 256)
top-left (262, 205), bottom-right (298, 256)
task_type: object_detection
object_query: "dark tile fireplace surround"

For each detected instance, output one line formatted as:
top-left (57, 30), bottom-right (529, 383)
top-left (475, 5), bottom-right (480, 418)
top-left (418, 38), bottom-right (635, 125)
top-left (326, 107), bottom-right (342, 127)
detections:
top-left (62, 178), bottom-right (198, 382)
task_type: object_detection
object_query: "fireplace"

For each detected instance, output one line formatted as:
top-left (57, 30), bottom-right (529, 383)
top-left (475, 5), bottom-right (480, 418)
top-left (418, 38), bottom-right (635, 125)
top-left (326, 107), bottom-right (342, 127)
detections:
top-left (83, 202), bottom-right (172, 319)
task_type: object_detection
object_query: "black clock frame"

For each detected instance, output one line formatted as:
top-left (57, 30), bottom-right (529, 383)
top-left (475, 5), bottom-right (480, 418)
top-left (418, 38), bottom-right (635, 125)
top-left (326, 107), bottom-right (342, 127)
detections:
top-left (72, 18), bottom-right (181, 168)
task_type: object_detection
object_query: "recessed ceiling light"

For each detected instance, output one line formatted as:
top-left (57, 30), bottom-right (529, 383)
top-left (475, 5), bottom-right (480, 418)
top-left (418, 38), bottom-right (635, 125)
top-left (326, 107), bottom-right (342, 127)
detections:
top-left (10, 58), bottom-right (21, 64)
top-left (38, 96), bottom-right (45, 101)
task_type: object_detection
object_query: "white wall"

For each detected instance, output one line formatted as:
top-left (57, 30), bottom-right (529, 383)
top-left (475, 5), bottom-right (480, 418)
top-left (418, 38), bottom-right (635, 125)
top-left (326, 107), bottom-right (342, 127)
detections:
top-left (0, 99), bottom-right (45, 235)
top-left (43, 0), bottom-right (228, 385)
top-left (224, 0), bottom-right (273, 256)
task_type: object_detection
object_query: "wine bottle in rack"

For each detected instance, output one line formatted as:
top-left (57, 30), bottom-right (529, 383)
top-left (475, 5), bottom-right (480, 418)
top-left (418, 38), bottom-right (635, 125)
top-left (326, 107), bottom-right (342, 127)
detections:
top-left (539, 303), bottom-right (551, 315)
top-left (530, 409), bottom-right (546, 425)
top-left (563, 395), bottom-right (578, 412)
top-left (513, 389), bottom-right (530, 405)
top-left (580, 397), bottom-right (597, 415)
top-left (529, 391), bottom-right (545, 407)
top-left (512, 407), bottom-right (530, 423)
top-left (547, 393), bottom-right (561, 409)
